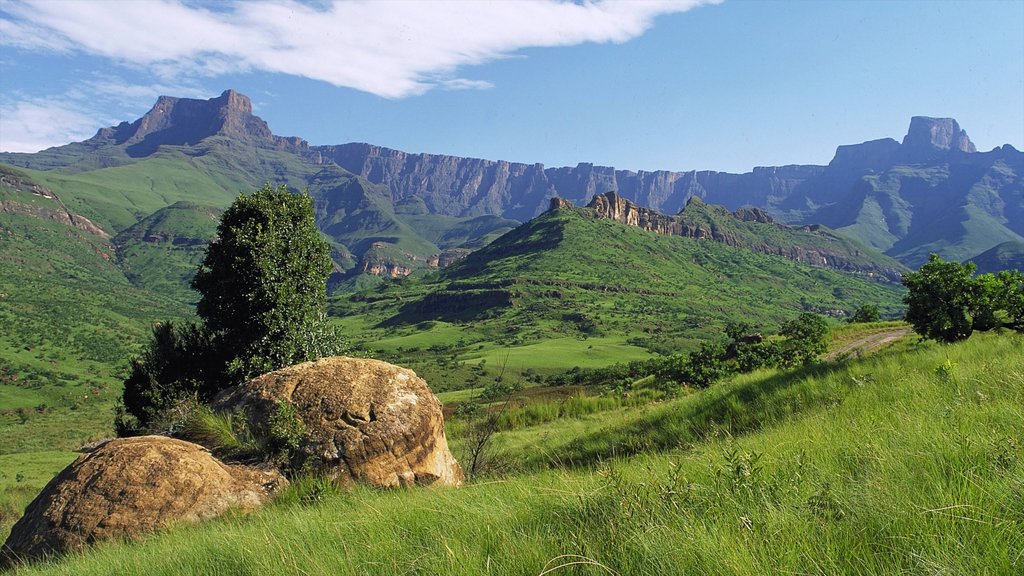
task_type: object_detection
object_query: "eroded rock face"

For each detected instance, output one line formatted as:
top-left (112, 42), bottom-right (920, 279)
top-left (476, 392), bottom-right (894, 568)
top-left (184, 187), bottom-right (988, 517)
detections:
top-left (1, 436), bottom-right (286, 566)
top-left (214, 356), bottom-right (464, 488)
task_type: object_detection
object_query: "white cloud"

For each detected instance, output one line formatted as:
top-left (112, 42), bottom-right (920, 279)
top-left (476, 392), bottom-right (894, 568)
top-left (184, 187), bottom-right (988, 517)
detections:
top-left (0, 0), bottom-right (715, 98)
top-left (0, 99), bottom-right (105, 153)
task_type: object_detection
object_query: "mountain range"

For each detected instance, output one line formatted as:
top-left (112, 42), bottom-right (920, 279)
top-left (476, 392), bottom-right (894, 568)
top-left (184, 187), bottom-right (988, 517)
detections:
top-left (1, 89), bottom-right (1020, 283)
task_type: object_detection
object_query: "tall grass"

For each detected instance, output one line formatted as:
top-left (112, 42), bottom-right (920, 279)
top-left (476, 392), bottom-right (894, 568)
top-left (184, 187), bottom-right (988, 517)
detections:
top-left (11, 331), bottom-right (1023, 575)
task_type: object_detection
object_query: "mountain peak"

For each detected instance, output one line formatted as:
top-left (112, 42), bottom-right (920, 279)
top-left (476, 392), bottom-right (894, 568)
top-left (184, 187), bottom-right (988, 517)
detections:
top-left (93, 90), bottom-right (304, 157)
top-left (900, 116), bottom-right (976, 159)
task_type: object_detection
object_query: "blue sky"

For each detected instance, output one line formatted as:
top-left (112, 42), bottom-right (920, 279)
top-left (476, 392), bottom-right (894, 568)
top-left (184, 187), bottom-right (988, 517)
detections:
top-left (1, 0), bottom-right (1022, 173)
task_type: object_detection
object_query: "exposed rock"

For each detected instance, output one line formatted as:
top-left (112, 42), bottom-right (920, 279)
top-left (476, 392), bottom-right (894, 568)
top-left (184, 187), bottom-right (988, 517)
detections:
top-left (1, 436), bottom-right (286, 567)
top-left (91, 90), bottom-right (310, 157)
top-left (213, 357), bottom-right (463, 488)
top-left (732, 206), bottom-right (775, 224)
top-left (899, 116), bottom-right (976, 161)
top-left (828, 138), bottom-right (901, 172)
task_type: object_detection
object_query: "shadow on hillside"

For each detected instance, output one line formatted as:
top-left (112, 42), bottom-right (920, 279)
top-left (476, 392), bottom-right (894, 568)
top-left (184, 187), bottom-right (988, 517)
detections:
top-left (543, 361), bottom-right (849, 469)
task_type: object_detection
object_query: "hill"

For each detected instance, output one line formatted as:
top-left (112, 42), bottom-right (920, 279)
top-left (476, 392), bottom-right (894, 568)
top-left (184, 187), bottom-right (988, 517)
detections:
top-left (0, 166), bottom-right (189, 454)
top-left (331, 200), bottom-right (905, 390)
top-left (966, 240), bottom-right (1024, 274)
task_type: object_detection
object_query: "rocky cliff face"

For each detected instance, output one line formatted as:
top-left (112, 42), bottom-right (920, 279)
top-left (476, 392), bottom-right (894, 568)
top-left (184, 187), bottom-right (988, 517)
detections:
top-left (557, 192), bottom-right (904, 281)
top-left (323, 143), bottom-right (828, 220)
top-left (900, 116), bottom-right (976, 159)
top-left (91, 90), bottom-right (310, 157)
top-left (321, 116), bottom-right (992, 226)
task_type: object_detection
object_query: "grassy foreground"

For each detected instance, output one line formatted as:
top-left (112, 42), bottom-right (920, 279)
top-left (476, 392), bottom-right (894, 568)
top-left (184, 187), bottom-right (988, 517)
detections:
top-left (10, 331), bottom-right (1024, 575)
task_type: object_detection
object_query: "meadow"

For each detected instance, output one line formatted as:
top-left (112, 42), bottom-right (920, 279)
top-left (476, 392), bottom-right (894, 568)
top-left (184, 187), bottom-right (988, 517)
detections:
top-left (8, 328), bottom-right (1020, 574)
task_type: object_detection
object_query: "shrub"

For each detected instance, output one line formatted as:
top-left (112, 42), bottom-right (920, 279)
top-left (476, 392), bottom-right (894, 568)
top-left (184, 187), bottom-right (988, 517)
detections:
top-left (847, 304), bottom-right (880, 324)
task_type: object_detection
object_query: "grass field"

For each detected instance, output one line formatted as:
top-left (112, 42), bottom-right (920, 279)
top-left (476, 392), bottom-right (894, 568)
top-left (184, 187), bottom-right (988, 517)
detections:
top-left (8, 329), bottom-right (1020, 575)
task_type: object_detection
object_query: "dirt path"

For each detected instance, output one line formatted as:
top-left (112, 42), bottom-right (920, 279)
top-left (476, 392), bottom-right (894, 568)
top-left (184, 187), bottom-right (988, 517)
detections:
top-left (826, 327), bottom-right (913, 361)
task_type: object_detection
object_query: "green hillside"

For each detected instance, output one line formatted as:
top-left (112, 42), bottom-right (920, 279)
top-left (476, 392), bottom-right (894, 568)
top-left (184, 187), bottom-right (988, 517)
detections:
top-left (0, 196), bottom-right (189, 455)
top-left (967, 240), bottom-right (1024, 274)
top-left (114, 202), bottom-right (222, 302)
top-left (331, 205), bottom-right (905, 391)
top-left (11, 329), bottom-right (1020, 575)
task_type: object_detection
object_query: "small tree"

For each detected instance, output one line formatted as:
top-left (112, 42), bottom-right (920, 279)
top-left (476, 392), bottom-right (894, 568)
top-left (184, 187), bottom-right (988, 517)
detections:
top-left (780, 313), bottom-right (829, 366)
top-left (902, 254), bottom-right (993, 343)
top-left (997, 270), bottom-right (1024, 329)
top-left (847, 304), bottom-right (880, 324)
top-left (192, 184), bottom-right (340, 383)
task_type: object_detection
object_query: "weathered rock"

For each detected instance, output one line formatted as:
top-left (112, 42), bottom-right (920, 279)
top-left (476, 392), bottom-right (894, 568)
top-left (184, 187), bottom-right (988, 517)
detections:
top-left (1, 436), bottom-right (286, 567)
top-left (214, 356), bottom-right (464, 488)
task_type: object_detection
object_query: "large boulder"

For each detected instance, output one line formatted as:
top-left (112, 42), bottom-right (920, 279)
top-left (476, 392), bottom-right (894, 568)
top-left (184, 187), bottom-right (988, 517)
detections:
top-left (213, 356), bottom-right (464, 488)
top-left (1, 436), bottom-right (286, 566)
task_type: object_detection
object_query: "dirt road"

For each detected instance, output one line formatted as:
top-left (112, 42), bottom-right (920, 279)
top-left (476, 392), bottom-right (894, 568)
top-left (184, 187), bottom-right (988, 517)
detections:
top-left (826, 327), bottom-right (913, 361)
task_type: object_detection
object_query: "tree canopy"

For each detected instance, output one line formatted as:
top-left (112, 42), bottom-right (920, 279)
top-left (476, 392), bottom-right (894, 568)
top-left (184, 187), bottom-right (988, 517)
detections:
top-left (902, 254), bottom-right (1023, 343)
top-left (192, 184), bottom-right (337, 382)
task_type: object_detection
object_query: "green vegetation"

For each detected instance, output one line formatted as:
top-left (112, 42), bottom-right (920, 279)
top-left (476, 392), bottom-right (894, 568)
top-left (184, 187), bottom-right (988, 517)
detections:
top-left (331, 207), bottom-right (904, 392)
top-left (903, 253), bottom-right (1024, 342)
top-left (12, 330), bottom-right (1021, 575)
top-left (847, 303), bottom-right (881, 323)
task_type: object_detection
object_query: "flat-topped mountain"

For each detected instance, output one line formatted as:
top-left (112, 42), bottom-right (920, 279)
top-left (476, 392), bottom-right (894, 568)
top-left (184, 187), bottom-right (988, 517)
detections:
top-left (1, 90), bottom-right (1020, 275)
top-left (90, 90), bottom-right (309, 158)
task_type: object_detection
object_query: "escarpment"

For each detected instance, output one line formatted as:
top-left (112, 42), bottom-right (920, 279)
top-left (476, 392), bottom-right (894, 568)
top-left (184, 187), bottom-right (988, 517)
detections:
top-left (553, 192), bottom-right (905, 281)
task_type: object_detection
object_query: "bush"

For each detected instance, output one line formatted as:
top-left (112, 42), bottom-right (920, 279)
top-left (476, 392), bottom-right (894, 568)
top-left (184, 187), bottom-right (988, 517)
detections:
top-left (847, 304), bottom-right (880, 324)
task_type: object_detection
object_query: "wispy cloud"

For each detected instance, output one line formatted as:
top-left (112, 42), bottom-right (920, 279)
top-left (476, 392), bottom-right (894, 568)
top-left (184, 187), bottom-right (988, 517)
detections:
top-left (1, 0), bottom-right (714, 98)
top-left (0, 76), bottom-right (208, 152)
top-left (0, 98), bottom-right (106, 153)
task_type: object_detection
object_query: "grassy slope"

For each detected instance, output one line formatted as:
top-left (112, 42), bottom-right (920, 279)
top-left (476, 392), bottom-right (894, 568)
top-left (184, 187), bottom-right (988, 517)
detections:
top-left (114, 202), bottom-right (222, 303)
top-left (0, 189), bottom-right (189, 456)
top-left (14, 331), bottom-right (1022, 575)
top-left (968, 240), bottom-right (1024, 274)
top-left (332, 207), bottom-right (906, 391)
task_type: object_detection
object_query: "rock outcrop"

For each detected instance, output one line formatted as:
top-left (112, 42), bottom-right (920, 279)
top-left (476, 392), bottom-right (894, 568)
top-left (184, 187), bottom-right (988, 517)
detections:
top-left (555, 192), bottom-right (905, 281)
top-left (900, 116), bottom-right (976, 159)
top-left (1, 436), bottom-right (286, 567)
top-left (213, 357), bottom-right (464, 488)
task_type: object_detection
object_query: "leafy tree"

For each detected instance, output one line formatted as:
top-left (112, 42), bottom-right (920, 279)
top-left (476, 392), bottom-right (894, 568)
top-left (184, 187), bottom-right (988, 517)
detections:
top-left (902, 254), bottom-right (995, 343)
top-left (192, 183), bottom-right (340, 383)
top-left (780, 313), bottom-right (829, 366)
top-left (847, 304), bottom-right (880, 324)
top-left (118, 184), bottom-right (342, 434)
top-left (996, 270), bottom-right (1024, 329)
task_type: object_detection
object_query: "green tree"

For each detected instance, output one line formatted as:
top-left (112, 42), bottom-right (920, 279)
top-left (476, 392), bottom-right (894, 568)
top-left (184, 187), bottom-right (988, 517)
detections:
top-left (847, 304), bottom-right (880, 324)
top-left (902, 254), bottom-right (995, 343)
top-left (192, 184), bottom-right (340, 383)
top-left (780, 313), bottom-right (829, 366)
top-left (996, 270), bottom-right (1024, 329)
top-left (118, 184), bottom-right (342, 434)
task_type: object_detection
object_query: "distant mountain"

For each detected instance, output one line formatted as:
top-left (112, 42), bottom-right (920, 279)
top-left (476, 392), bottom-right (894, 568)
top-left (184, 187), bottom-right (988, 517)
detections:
top-left (2, 90), bottom-right (1019, 278)
top-left (966, 241), bottom-right (1024, 274)
top-left (330, 117), bottom-right (1023, 269)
